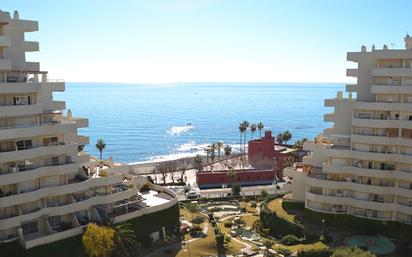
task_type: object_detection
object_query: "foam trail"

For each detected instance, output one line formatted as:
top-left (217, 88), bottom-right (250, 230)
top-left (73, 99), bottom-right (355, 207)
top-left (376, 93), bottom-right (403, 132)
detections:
top-left (166, 124), bottom-right (194, 135)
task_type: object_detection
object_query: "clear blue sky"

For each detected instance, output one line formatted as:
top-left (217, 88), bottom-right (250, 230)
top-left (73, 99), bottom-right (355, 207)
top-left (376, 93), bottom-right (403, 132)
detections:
top-left (2, 0), bottom-right (411, 83)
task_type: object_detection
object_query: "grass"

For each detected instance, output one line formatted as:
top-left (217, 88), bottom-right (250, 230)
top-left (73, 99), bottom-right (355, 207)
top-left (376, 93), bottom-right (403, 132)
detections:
top-left (239, 201), bottom-right (258, 213)
top-left (275, 241), bottom-right (327, 252)
top-left (267, 198), bottom-right (296, 222)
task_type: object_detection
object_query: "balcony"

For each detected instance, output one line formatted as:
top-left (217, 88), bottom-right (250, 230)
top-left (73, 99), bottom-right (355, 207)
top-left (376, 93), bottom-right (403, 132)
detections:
top-left (372, 67), bottom-right (412, 77)
top-left (0, 103), bottom-right (42, 117)
top-left (353, 101), bottom-right (412, 112)
top-left (21, 20), bottom-right (38, 32)
top-left (346, 68), bottom-right (358, 77)
top-left (24, 62), bottom-right (40, 72)
top-left (52, 101), bottom-right (66, 110)
top-left (324, 98), bottom-right (337, 107)
top-left (324, 112), bottom-right (336, 122)
top-left (371, 84), bottom-right (412, 94)
top-left (352, 117), bottom-right (412, 129)
top-left (76, 135), bottom-right (89, 146)
top-left (23, 41), bottom-right (39, 52)
top-left (0, 35), bottom-right (11, 47)
top-left (0, 59), bottom-right (12, 70)
top-left (346, 84), bottom-right (357, 92)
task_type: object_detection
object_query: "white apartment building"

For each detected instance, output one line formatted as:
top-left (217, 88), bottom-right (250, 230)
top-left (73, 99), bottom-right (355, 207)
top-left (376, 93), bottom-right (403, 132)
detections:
top-left (0, 10), bottom-right (177, 249)
top-left (285, 36), bottom-right (412, 224)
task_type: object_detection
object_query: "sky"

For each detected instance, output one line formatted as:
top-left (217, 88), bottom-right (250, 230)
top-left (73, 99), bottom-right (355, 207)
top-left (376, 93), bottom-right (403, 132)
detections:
top-left (2, 0), bottom-right (412, 83)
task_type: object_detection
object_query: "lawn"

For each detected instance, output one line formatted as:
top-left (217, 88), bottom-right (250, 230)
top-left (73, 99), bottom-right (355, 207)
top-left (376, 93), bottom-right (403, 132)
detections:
top-left (267, 198), bottom-right (296, 222)
top-left (239, 201), bottom-right (258, 213)
top-left (274, 241), bottom-right (327, 252)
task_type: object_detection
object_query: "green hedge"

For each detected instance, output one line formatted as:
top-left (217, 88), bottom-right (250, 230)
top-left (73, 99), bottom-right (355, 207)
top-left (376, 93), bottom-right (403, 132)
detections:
top-left (259, 193), bottom-right (303, 237)
top-left (304, 208), bottom-right (412, 238)
top-left (297, 248), bottom-right (333, 257)
top-left (282, 201), bottom-right (305, 211)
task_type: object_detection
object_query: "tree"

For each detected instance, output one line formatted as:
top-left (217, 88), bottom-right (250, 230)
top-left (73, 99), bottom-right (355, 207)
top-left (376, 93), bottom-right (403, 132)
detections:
top-left (179, 160), bottom-right (189, 182)
top-left (102, 219), bottom-right (136, 257)
top-left (82, 223), bottom-right (115, 257)
top-left (204, 147), bottom-right (211, 163)
top-left (331, 247), bottom-right (376, 257)
top-left (155, 163), bottom-right (168, 184)
top-left (238, 124), bottom-right (246, 157)
top-left (224, 145), bottom-right (232, 157)
top-left (240, 120), bottom-right (249, 154)
top-left (263, 239), bottom-right (274, 249)
top-left (282, 130), bottom-right (292, 144)
top-left (186, 203), bottom-right (197, 219)
top-left (276, 133), bottom-right (284, 144)
top-left (227, 168), bottom-right (241, 195)
top-left (210, 143), bottom-right (217, 162)
top-left (216, 141), bottom-right (223, 159)
top-left (95, 138), bottom-right (106, 160)
top-left (194, 154), bottom-right (203, 172)
top-left (257, 122), bottom-right (264, 138)
top-left (293, 138), bottom-right (308, 151)
top-left (250, 123), bottom-right (257, 139)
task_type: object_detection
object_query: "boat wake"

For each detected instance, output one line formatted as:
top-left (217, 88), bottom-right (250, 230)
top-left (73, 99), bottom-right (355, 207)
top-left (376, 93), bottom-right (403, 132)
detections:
top-left (166, 124), bottom-right (194, 136)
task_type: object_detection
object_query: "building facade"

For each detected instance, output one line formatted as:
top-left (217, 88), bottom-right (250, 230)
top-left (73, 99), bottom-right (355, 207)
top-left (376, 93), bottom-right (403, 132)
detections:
top-left (286, 36), bottom-right (412, 224)
top-left (0, 10), bottom-right (178, 249)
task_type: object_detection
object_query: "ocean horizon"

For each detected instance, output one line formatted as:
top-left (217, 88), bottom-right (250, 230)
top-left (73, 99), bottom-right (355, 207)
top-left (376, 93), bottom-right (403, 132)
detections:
top-left (55, 82), bottom-right (345, 164)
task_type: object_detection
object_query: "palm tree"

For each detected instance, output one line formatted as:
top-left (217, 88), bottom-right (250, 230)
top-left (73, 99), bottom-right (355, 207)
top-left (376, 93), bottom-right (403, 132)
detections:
top-left (276, 133), bottom-right (284, 144)
top-left (257, 122), bottom-right (264, 137)
top-left (216, 141), bottom-right (223, 159)
top-left (194, 154), bottom-right (203, 172)
top-left (224, 145), bottom-right (232, 157)
top-left (204, 147), bottom-right (211, 163)
top-left (250, 124), bottom-right (257, 139)
top-left (210, 143), bottom-right (217, 162)
top-left (282, 130), bottom-right (292, 144)
top-left (95, 139), bottom-right (106, 160)
top-left (240, 120), bottom-right (249, 155)
top-left (102, 219), bottom-right (136, 257)
top-left (238, 124), bottom-right (246, 156)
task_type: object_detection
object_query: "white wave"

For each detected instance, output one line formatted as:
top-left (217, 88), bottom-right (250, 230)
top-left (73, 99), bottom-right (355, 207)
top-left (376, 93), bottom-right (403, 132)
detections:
top-left (128, 141), bottom-right (244, 165)
top-left (166, 124), bottom-right (194, 135)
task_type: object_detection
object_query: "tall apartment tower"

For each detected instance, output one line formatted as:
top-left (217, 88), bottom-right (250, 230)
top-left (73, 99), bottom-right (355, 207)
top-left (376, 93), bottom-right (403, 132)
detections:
top-left (294, 36), bottom-right (412, 224)
top-left (0, 10), bottom-right (177, 251)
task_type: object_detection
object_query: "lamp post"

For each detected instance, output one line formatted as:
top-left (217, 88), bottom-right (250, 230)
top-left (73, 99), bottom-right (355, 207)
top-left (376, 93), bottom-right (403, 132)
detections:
top-left (181, 240), bottom-right (191, 257)
top-left (321, 219), bottom-right (325, 235)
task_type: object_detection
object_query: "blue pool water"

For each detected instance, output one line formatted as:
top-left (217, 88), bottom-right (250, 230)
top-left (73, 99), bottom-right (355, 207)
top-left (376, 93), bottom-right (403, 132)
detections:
top-left (54, 82), bottom-right (344, 163)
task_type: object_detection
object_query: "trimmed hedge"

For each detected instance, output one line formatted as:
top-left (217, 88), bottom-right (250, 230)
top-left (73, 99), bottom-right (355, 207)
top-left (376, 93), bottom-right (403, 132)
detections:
top-left (298, 248), bottom-right (333, 257)
top-left (304, 208), bottom-right (412, 238)
top-left (282, 201), bottom-right (305, 211)
top-left (259, 193), bottom-right (303, 237)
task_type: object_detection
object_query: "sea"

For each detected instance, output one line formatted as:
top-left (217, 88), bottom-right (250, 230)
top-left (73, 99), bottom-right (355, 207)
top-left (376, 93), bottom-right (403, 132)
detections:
top-left (54, 83), bottom-right (344, 164)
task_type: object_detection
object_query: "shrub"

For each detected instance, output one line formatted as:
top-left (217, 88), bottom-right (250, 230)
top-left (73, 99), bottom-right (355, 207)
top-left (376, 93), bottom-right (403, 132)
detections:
top-left (242, 197), bottom-right (250, 203)
top-left (259, 190), bottom-right (269, 200)
top-left (298, 248), bottom-right (333, 257)
top-left (191, 215), bottom-right (206, 224)
top-left (99, 170), bottom-right (108, 177)
top-left (320, 233), bottom-right (333, 244)
top-left (191, 225), bottom-right (202, 232)
top-left (263, 239), bottom-right (274, 249)
top-left (277, 247), bottom-right (292, 257)
top-left (280, 234), bottom-right (301, 246)
top-left (224, 221), bottom-right (232, 228)
top-left (128, 184), bottom-right (135, 188)
top-left (139, 183), bottom-right (151, 192)
top-left (331, 247), bottom-right (376, 257)
top-left (250, 202), bottom-right (257, 208)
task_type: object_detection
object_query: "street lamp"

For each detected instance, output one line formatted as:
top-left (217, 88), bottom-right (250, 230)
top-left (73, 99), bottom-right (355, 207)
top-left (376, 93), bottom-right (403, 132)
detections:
top-left (321, 219), bottom-right (325, 235)
top-left (181, 240), bottom-right (191, 257)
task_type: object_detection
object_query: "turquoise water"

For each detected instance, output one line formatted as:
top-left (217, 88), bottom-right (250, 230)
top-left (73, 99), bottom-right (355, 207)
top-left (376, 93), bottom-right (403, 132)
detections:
top-left (55, 83), bottom-right (343, 163)
top-left (345, 235), bottom-right (396, 254)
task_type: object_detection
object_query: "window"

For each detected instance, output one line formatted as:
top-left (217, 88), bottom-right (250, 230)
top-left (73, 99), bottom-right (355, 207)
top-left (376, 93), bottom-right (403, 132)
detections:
top-left (18, 160), bottom-right (34, 171)
top-left (48, 216), bottom-right (62, 229)
top-left (43, 136), bottom-right (58, 146)
top-left (16, 140), bottom-right (32, 150)
top-left (22, 221), bottom-right (37, 235)
top-left (13, 96), bottom-right (31, 105)
top-left (51, 157), bottom-right (59, 166)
